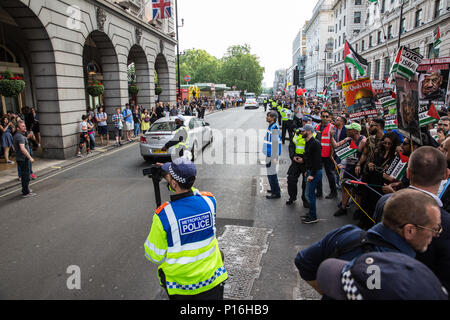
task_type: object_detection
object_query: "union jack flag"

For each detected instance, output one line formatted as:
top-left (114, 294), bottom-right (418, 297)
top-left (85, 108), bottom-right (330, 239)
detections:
top-left (152, 0), bottom-right (172, 19)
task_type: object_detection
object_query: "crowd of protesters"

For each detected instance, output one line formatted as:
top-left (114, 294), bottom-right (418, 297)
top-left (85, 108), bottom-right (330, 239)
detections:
top-left (263, 93), bottom-right (450, 299)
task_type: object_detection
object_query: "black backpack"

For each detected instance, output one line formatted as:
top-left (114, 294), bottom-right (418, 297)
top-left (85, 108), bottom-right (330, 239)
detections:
top-left (329, 230), bottom-right (399, 259)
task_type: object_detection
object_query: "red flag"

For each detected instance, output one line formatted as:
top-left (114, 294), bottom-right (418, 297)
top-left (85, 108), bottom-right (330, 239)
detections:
top-left (427, 103), bottom-right (440, 120)
top-left (350, 140), bottom-right (358, 149)
top-left (344, 65), bottom-right (353, 82)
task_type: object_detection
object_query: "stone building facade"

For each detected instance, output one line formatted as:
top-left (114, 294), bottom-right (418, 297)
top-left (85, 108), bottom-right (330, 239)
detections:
top-left (331, 0), bottom-right (450, 82)
top-left (304, 0), bottom-right (334, 92)
top-left (0, 0), bottom-right (177, 159)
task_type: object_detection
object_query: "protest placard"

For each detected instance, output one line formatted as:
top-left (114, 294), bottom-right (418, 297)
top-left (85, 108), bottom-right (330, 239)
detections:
top-left (385, 152), bottom-right (409, 181)
top-left (396, 75), bottom-right (422, 145)
top-left (335, 140), bottom-right (359, 160)
top-left (342, 77), bottom-right (377, 120)
top-left (391, 46), bottom-right (423, 81)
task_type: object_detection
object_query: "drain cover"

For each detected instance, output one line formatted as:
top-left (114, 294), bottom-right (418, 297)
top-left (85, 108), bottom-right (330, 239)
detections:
top-left (218, 225), bottom-right (272, 300)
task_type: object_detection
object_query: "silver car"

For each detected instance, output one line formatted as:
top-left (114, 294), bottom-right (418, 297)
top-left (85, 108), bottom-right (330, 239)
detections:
top-left (139, 116), bottom-right (213, 162)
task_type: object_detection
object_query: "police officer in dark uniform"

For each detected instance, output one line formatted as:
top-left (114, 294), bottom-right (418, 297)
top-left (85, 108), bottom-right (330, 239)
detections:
top-left (286, 123), bottom-right (310, 208)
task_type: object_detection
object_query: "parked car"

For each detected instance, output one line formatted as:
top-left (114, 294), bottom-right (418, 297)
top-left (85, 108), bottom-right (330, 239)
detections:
top-left (244, 98), bottom-right (258, 109)
top-left (140, 116), bottom-right (213, 162)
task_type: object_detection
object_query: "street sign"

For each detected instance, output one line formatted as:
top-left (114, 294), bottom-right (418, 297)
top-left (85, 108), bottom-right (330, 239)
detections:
top-left (184, 75), bottom-right (191, 82)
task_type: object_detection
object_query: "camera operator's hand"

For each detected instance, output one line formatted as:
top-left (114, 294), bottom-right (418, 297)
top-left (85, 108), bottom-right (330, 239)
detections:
top-left (156, 162), bottom-right (164, 167)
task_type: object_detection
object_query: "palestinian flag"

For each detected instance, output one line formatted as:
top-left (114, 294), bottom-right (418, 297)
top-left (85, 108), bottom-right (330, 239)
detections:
top-left (385, 152), bottom-right (409, 181)
top-left (419, 102), bottom-right (440, 126)
top-left (344, 40), bottom-right (368, 76)
top-left (385, 115), bottom-right (398, 130)
top-left (335, 140), bottom-right (359, 160)
top-left (390, 46), bottom-right (423, 81)
top-left (434, 26), bottom-right (441, 49)
top-left (377, 91), bottom-right (396, 108)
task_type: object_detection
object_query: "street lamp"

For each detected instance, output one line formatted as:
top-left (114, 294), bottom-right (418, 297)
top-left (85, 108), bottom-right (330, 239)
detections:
top-left (175, 0), bottom-right (184, 102)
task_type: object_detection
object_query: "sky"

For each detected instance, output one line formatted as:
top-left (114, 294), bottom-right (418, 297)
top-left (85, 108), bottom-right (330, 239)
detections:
top-left (176, 0), bottom-right (317, 88)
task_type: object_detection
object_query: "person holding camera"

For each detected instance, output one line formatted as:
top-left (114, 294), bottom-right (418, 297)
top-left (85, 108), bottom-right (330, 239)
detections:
top-left (144, 158), bottom-right (227, 300)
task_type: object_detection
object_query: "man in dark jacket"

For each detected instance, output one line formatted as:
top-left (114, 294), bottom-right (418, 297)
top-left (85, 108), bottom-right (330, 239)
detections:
top-left (295, 189), bottom-right (441, 298)
top-left (301, 124), bottom-right (322, 224)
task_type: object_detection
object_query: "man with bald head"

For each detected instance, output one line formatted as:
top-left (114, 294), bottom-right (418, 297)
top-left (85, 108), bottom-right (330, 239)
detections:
top-left (439, 137), bottom-right (450, 213)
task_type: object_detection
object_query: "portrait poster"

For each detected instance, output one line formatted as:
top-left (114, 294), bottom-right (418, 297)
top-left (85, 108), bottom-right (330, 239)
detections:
top-left (417, 57), bottom-right (450, 116)
top-left (396, 75), bottom-right (422, 145)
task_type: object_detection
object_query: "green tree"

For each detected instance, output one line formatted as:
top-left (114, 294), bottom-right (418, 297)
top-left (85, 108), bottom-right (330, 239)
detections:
top-left (178, 49), bottom-right (220, 84)
top-left (219, 44), bottom-right (265, 96)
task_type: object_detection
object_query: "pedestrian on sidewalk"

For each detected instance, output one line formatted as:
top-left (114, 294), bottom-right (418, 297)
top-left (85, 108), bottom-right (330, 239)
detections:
top-left (77, 115), bottom-right (90, 157)
top-left (123, 104), bottom-right (133, 142)
top-left (96, 106), bottom-right (108, 146)
top-left (133, 106), bottom-right (141, 137)
top-left (301, 124), bottom-right (323, 224)
top-left (13, 120), bottom-right (35, 198)
top-left (87, 113), bottom-right (95, 151)
top-left (17, 130), bottom-right (37, 181)
top-left (112, 107), bottom-right (124, 147)
top-left (1, 115), bottom-right (15, 164)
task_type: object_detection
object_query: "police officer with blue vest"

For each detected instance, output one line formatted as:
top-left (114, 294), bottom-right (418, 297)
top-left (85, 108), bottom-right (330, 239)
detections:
top-left (264, 111), bottom-right (282, 199)
top-left (144, 158), bottom-right (227, 300)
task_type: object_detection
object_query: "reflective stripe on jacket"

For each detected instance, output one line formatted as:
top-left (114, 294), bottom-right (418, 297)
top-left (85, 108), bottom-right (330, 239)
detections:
top-left (316, 123), bottom-right (334, 157)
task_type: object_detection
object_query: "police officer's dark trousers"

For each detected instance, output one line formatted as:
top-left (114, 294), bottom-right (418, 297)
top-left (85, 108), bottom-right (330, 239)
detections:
top-left (282, 120), bottom-right (294, 144)
top-left (287, 161), bottom-right (308, 203)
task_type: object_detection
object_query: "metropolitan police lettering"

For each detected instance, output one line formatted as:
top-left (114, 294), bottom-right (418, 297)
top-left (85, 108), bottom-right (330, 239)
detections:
top-left (178, 212), bottom-right (213, 236)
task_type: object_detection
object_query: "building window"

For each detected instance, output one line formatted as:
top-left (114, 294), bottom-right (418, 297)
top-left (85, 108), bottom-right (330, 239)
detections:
top-left (375, 59), bottom-right (380, 80)
top-left (355, 43), bottom-right (358, 52)
top-left (388, 25), bottom-right (393, 39)
top-left (339, 20), bottom-right (342, 31)
top-left (328, 26), bottom-right (334, 32)
top-left (355, 0), bottom-right (362, 5)
top-left (381, 0), bottom-right (385, 13)
top-left (415, 9), bottom-right (422, 28)
top-left (367, 62), bottom-right (372, 77)
top-left (339, 36), bottom-right (341, 46)
top-left (369, 35), bottom-right (373, 48)
top-left (384, 57), bottom-right (390, 78)
top-left (361, 39), bottom-right (365, 51)
top-left (434, 0), bottom-right (442, 18)
top-left (343, 16), bottom-right (346, 27)
top-left (400, 17), bottom-right (406, 34)
top-left (377, 31), bottom-right (382, 44)
top-left (354, 11), bottom-right (361, 23)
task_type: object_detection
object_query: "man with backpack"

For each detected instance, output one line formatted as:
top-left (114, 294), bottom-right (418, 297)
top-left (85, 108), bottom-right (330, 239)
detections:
top-left (294, 188), bottom-right (441, 298)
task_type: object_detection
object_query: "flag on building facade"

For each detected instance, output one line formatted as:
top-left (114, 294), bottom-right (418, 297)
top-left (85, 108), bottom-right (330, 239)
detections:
top-left (390, 46), bottom-right (423, 81)
top-left (433, 26), bottom-right (441, 49)
top-left (152, 0), bottom-right (172, 19)
top-left (344, 40), bottom-right (368, 76)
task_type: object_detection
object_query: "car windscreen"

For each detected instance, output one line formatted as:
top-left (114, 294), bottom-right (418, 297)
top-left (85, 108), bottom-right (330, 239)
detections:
top-left (149, 121), bottom-right (177, 132)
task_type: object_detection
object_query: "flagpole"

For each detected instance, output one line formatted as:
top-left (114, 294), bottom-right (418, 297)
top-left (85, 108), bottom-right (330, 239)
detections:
top-left (397, 0), bottom-right (404, 49)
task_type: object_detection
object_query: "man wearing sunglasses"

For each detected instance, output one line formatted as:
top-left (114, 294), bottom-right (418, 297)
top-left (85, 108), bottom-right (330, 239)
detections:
top-left (373, 146), bottom-right (450, 293)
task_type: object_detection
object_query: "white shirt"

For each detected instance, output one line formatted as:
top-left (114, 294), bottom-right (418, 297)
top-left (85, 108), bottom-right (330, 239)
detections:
top-left (80, 121), bottom-right (87, 133)
top-left (409, 185), bottom-right (443, 208)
